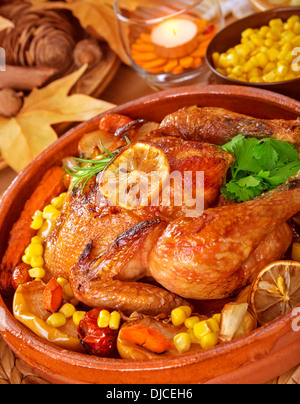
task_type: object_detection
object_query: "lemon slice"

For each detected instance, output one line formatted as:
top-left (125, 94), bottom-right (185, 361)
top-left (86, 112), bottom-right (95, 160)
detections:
top-left (249, 261), bottom-right (300, 325)
top-left (98, 142), bottom-right (170, 209)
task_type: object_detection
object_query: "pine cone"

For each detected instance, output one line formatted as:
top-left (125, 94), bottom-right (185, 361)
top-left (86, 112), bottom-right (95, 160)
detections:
top-left (0, 3), bottom-right (84, 77)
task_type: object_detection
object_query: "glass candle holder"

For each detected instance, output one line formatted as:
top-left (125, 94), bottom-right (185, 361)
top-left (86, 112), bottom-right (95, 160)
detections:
top-left (114, 0), bottom-right (224, 90)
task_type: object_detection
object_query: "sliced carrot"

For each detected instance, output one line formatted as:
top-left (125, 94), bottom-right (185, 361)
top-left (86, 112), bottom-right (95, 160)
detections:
top-left (99, 114), bottom-right (133, 134)
top-left (180, 56), bottom-right (194, 69)
top-left (132, 43), bottom-right (155, 53)
top-left (142, 58), bottom-right (168, 70)
top-left (193, 57), bottom-right (203, 68)
top-left (163, 60), bottom-right (179, 73)
top-left (42, 278), bottom-right (63, 314)
top-left (191, 46), bottom-right (207, 58)
top-left (121, 324), bottom-right (173, 354)
top-left (140, 33), bottom-right (152, 43)
top-left (172, 65), bottom-right (184, 75)
top-left (0, 166), bottom-right (66, 296)
top-left (131, 52), bottom-right (158, 62)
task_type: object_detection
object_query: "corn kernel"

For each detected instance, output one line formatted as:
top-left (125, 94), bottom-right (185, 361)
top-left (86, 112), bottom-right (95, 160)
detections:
top-left (27, 243), bottom-right (43, 257)
top-left (28, 267), bottom-right (46, 279)
top-left (37, 219), bottom-right (55, 240)
top-left (109, 311), bottom-right (121, 330)
top-left (63, 283), bottom-right (74, 299)
top-left (187, 329), bottom-right (199, 344)
top-left (57, 277), bottom-right (68, 288)
top-left (184, 316), bottom-right (200, 329)
top-left (97, 310), bottom-right (111, 328)
top-left (232, 66), bottom-right (244, 76)
top-left (241, 28), bottom-right (254, 38)
top-left (51, 193), bottom-right (67, 210)
top-left (59, 303), bottom-right (76, 318)
top-left (193, 320), bottom-right (211, 340)
top-left (267, 47), bottom-right (279, 62)
top-left (30, 256), bottom-right (44, 268)
top-left (277, 63), bottom-right (288, 77)
top-left (43, 205), bottom-right (60, 221)
top-left (31, 236), bottom-right (44, 244)
top-left (293, 21), bottom-right (300, 35)
top-left (22, 255), bottom-right (31, 265)
top-left (200, 332), bottom-right (219, 350)
top-left (180, 306), bottom-right (192, 318)
top-left (263, 71), bottom-right (277, 83)
top-left (174, 333), bottom-right (191, 353)
top-left (47, 313), bottom-right (66, 328)
top-left (73, 311), bottom-right (86, 326)
top-left (212, 52), bottom-right (220, 66)
top-left (269, 18), bottom-right (283, 29)
top-left (30, 215), bottom-right (44, 230)
top-left (253, 53), bottom-right (269, 68)
top-left (207, 318), bottom-right (220, 333)
top-left (212, 313), bottom-right (221, 324)
top-left (171, 307), bottom-right (188, 326)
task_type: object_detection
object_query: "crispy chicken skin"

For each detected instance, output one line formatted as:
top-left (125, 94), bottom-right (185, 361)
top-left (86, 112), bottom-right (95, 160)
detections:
top-left (149, 181), bottom-right (299, 300)
top-left (43, 107), bottom-right (300, 314)
top-left (160, 107), bottom-right (300, 146)
top-left (69, 221), bottom-right (190, 315)
top-left (44, 137), bottom-right (233, 278)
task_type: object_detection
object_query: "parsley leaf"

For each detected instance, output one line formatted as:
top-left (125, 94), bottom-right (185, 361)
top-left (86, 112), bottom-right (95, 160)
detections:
top-left (220, 135), bottom-right (300, 203)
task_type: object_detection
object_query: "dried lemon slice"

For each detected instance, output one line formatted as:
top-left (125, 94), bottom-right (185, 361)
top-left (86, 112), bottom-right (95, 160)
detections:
top-left (98, 142), bottom-right (170, 209)
top-left (249, 261), bottom-right (300, 325)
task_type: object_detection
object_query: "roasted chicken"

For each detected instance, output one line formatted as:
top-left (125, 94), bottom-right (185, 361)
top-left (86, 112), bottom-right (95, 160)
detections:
top-left (42, 107), bottom-right (300, 315)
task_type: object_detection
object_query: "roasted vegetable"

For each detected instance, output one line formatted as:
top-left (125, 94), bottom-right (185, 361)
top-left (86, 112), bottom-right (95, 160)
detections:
top-left (219, 303), bottom-right (257, 342)
top-left (0, 166), bottom-right (66, 296)
top-left (11, 263), bottom-right (31, 290)
top-left (13, 280), bottom-right (84, 352)
top-left (77, 308), bottom-right (118, 357)
top-left (117, 315), bottom-right (186, 360)
top-left (121, 324), bottom-right (173, 354)
top-left (42, 278), bottom-right (63, 314)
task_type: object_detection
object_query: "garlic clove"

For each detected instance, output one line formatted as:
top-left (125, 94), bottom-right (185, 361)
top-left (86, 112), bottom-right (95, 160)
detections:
top-left (233, 310), bottom-right (257, 339)
top-left (219, 302), bottom-right (249, 342)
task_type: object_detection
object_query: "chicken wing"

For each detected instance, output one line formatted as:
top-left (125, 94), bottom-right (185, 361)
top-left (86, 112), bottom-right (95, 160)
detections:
top-left (160, 107), bottom-right (300, 146)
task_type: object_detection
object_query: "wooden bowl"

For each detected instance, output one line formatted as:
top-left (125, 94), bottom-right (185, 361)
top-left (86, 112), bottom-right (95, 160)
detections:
top-left (1, 85), bottom-right (300, 385)
top-left (206, 7), bottom-right (300, 101)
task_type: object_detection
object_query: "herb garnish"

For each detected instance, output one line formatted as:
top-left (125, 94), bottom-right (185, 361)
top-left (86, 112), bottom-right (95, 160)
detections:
top-left (66, 137), bottom-right (131, 194)
top-left (220, 135), bottom-right (300, 202)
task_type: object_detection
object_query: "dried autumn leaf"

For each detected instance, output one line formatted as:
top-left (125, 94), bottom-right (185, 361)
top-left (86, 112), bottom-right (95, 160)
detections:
top-left (0, 65), bottom-right (114, 172)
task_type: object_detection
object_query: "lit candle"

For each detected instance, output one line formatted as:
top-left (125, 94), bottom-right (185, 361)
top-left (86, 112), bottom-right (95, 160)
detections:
top-left (151, 18), bottom-right (198, 59)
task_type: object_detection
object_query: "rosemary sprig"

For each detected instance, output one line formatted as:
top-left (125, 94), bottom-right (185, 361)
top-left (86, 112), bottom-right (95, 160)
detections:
top-left (66, 137), bottom-right (131, 194)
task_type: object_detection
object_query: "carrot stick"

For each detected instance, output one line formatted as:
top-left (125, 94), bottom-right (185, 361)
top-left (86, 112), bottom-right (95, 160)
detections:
top-left (0, 166), bottom-right (66, 296)
top-left (43, 278), bottom-right (63, 313)
top-left (121, 324), bottom-right (173, 354)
